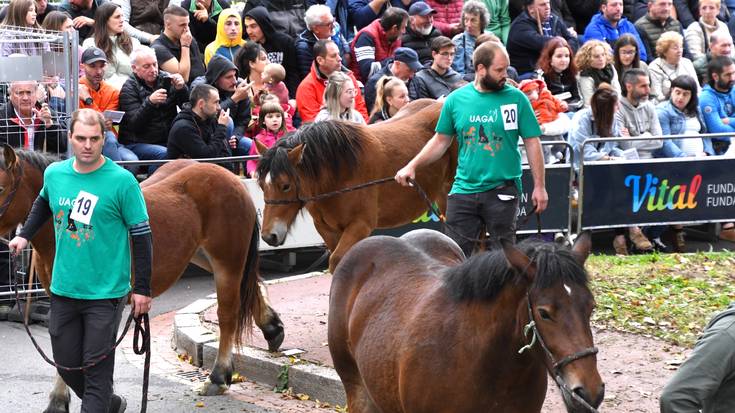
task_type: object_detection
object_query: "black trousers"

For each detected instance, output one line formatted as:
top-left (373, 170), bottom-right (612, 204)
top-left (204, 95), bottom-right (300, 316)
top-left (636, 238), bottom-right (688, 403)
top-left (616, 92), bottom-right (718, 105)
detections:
top-left (48, 293), bottom-right (125, 413)
top-left (445, 184), bottom-right (520, 257)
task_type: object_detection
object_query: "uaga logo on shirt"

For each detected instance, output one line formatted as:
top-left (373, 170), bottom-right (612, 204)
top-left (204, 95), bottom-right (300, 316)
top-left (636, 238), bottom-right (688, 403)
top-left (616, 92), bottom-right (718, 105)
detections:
top-left (55, 192), bottom-right (97, 247)
top-left (464, 106), bottom-right (518, 156)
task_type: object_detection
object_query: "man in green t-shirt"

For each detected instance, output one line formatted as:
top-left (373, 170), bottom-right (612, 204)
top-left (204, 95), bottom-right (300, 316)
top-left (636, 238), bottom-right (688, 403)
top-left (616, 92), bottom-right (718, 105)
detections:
top-left (9, 109), bottom-right (153, 413)
top-left (396, 41), bottom-right (548, 256)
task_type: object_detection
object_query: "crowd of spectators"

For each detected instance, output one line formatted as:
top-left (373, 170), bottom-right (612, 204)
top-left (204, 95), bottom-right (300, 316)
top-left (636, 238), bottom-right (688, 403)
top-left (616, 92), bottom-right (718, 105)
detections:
top-left (1, 0), bottom-right (735, 250)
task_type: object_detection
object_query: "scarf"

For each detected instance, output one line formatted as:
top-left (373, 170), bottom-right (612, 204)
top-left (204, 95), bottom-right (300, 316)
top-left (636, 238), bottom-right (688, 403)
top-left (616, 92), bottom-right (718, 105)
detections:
top-left (581, 64), bottom-right (614, 88)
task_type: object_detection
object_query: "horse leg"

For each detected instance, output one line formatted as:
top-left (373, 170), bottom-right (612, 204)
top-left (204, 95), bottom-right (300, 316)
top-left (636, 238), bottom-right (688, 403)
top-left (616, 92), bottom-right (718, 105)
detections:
top-left (43, 374), bottom-right (70, 413)
top-left (254, 281), bottom-right (284, 352)
top-left (344, 382), bottom-right (382, 413)
top-left (198, 261), bottom-right (239, 396)
top-left (328, 222), bottom-right (372, 273)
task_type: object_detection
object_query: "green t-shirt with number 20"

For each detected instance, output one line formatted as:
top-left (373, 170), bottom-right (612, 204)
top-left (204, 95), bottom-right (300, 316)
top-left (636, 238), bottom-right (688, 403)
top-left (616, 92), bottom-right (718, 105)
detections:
top-left (435, 83), bottom-right (541, 194)
top-left (40, 158), bottom-right (149, 300)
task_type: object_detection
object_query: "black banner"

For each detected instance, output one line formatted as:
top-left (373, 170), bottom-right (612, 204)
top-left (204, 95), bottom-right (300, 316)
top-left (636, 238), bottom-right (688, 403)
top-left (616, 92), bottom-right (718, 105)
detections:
top-left (373, 164), bottom-right (572, 237)
top-left (580, 157), bottom-right (735, 229)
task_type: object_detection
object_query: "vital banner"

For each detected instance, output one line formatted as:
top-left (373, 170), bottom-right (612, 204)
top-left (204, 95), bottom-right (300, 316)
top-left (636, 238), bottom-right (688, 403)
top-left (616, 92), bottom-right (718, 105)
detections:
top-left (580, 157), bottom-right (735, 229)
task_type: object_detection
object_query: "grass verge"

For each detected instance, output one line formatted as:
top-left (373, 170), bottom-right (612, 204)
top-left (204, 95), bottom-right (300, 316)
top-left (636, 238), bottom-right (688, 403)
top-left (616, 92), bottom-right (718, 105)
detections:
top-left (588, 251), bottom-right (735, 347)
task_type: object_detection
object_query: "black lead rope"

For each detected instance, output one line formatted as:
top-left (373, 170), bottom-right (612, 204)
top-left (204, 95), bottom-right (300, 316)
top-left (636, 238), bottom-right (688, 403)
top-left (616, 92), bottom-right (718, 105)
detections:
top-left (11, 254), bottom-right (151, 413)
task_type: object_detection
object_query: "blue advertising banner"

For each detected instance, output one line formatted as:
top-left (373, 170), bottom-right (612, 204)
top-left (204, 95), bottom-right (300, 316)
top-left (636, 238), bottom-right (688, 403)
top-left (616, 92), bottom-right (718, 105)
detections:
top-left (580, 157), bottom-right (735, 229)
top-left (373, 164), bottom-right (572, 237)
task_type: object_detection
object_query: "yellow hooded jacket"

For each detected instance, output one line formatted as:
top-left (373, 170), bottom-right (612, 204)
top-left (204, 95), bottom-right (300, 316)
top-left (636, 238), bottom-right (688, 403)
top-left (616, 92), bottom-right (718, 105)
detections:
top-left (204, 8), bottom-right (246, 66)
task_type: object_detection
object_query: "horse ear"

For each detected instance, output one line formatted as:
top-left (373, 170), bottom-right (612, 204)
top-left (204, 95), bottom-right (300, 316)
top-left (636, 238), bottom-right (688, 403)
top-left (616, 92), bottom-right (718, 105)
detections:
top-left (254, 139), bottom-right (268, 155)
top-left (571, 231), bottom-right (592, 266)
top-left (3, 144), bottom-right (18, 171)
top-left (287, 144), bottom-right (304, 165)
top-left (500, 238), bottom-right (536, 283)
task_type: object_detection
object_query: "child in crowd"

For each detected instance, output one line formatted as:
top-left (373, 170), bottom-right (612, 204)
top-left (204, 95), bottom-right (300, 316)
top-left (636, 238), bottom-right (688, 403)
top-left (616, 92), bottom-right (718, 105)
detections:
top-left (261, 63), bottom-right (291, 105)
top-left (247, 102), bottom-right (289, 176)
top-left (247, 92), bottom-right (296, 137)
top-left (519, 78), bottom-right (570, 163)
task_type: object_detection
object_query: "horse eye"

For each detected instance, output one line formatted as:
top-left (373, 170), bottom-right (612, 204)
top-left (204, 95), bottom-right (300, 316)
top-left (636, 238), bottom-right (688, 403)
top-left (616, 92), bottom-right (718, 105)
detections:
top-left (0, 186), bottom-right (4, 194)
top-left (538, 308), bottom-right (552, 321)
top-left (281, 184), bottom-right (291, 192)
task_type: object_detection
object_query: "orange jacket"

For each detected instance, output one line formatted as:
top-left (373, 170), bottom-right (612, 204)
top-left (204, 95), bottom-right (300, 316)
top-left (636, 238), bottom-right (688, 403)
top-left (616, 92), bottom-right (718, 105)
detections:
top-left (295, 63), bottom-right (368, 123)
top-left (78, 77), bottom-right (120, 112)
top-left (532, 88), bottom-right (566, 125)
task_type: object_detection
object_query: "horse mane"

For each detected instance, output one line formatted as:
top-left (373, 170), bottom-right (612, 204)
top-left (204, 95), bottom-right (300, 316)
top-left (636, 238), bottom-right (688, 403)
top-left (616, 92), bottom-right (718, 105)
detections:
top-left (0, 150), bottom-right (59, 172)
top-left (443, 239), bottom-right (589, 302)
top-left (256, 121), bottom-right (366, 186)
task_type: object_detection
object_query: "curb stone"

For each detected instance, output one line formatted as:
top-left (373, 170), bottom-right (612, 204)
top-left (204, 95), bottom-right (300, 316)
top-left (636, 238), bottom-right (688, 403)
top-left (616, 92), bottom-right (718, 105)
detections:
top-left (173, 272), bottom-right (347, 406)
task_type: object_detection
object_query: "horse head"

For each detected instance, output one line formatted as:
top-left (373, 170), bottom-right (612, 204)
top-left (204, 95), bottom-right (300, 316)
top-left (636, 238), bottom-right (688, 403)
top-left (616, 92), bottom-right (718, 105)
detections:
top-left (503, 233), bottom-right (605, 412)
top-left (256, 140), bottom-right (305, 247)
top-left (0, 145), bottom-right (47, 235)
top-left (256, 121), bottom-right (365, 247)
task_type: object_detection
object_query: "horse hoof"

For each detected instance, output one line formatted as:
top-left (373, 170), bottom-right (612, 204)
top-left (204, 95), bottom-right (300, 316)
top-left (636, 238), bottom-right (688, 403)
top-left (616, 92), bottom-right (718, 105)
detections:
top-left (197, 379), bottom-right (229, 396)
top-left (42, 401), bottom-right (69, 413)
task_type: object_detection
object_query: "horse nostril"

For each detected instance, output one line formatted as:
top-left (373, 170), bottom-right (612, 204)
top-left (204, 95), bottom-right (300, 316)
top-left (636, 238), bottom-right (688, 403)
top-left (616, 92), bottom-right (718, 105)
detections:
top-left (572, 384), bottom-right (604, 409)
top-left (262, 233), bottom-right (278, 246)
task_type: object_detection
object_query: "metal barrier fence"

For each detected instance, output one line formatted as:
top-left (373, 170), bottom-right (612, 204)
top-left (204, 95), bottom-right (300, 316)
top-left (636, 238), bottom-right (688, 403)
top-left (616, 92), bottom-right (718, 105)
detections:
top-left (0, 26), bottom-right (79, 158)
top-left (578, 133), bottom-right (735, 231)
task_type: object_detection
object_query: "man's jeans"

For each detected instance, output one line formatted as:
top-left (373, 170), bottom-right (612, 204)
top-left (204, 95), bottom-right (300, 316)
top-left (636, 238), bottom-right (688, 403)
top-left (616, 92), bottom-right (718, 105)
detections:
top-left (125, 143), bottom-right (167, 174)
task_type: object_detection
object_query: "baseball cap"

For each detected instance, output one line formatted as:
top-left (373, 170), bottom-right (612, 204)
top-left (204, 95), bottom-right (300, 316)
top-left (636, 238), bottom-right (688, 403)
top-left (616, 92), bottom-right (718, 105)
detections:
top-left (409, 1), bottom-right (437, 16)
top-left (82, 47), bottom-right (107, 65)
top-left (394, 47), bottom-right (423, 72)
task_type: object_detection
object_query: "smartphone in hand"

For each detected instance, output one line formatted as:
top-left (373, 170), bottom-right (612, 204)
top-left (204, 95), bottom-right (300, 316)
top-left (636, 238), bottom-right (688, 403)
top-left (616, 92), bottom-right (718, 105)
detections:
top-left (161, 76), bottom-right (173, 91)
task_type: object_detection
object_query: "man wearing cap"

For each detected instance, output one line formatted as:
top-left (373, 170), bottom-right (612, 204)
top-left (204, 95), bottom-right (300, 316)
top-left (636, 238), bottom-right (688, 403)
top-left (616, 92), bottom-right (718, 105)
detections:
top-left (79, 47), bottom-right (139, 166)
top-left (350, 6), bottom-right (409, 82)
top-left (364, 47), bottom-right (422, 111)
top-left (409, 35), bottom-right (464, 99)
top-left (402, 1), bottom-right (441, 65)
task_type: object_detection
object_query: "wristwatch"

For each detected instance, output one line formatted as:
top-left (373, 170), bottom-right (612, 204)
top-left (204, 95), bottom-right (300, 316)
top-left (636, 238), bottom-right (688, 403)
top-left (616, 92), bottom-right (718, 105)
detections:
top-left (84, 97), bottom-right (93, 105)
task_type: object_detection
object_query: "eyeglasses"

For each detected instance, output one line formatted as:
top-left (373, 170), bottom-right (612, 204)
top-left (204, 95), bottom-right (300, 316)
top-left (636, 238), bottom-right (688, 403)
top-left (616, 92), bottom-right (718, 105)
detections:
top-left (315, 20), bottom-right (335, 27)
top-left (343, 88), bottom-right (357, 96)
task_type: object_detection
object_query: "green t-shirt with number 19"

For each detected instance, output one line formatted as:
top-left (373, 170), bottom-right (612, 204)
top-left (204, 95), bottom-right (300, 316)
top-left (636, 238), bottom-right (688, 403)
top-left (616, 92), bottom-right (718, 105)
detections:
top-left (435, 83), bottom-right (541, 194)
top-left (40, 158), bottom-right (149, 300)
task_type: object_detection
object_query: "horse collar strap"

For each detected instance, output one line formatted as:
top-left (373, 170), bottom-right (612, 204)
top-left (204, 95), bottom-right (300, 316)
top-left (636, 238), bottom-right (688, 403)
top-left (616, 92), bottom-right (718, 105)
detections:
top-left (519, 291), bottom-right (600, 413)
top-left (0, 162), bottom-right (24, 218)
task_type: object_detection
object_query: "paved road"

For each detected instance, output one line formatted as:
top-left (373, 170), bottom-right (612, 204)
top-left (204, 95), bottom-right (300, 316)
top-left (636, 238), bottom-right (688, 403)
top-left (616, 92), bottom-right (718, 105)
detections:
top-left (0, 259), bottom-right (320, 413)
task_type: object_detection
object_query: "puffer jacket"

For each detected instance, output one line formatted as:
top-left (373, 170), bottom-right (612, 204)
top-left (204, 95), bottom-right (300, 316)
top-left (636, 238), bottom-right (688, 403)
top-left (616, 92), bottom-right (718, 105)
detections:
top-left (350, 19), bottom-right (402, 82)
top-left (401, 25), bottom-right (442, 65)
top-left (425, 0), bottom-right (463, 36)
top-left (634, 14), bottom-right (691, 63)
top-left (295, 28), bottom-right (351, 80)
top-left (408, 66), bottom-right (463, 99)
top-left (614, 96), bottom-right (663, 158)
top-left (119, 71), bottom-right (190, 146)
top-left (295, 63), bottom-right (368, 122)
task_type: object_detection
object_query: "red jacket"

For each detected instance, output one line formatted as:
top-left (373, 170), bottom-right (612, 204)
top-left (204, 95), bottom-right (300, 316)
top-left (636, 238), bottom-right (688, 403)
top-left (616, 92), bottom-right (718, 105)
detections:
top-left (425, 0), bottom-right (463, 36)
top-left (350, 19), bottom-right (401, 82)
top-left (295, 63), bottom-right (368, 123)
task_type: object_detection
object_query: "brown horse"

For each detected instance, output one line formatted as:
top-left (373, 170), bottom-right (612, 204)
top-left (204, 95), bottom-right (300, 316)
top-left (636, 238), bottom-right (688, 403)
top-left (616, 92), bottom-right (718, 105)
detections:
top-left (328, 229), bottom-right (604, 413)
top-left (256, 99), bottom-right (456, 272)
top-left (0, 148), bottom-right (284, 412)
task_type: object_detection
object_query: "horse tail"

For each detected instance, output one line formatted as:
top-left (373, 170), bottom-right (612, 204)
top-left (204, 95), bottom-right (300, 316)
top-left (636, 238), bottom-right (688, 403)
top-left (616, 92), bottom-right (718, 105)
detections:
top-left (236, 218), bottom-right (261, 349)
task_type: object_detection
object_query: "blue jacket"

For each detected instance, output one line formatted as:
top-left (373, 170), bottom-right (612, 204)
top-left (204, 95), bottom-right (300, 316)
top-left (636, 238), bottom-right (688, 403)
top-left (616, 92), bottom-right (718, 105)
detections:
top-left (699, 84), bottom-right (735, 150)
top-left (568, 108), bottom-right (624, 170)
top-left (656, 100), bottom-right (714, 155)
top-left (451, 31), bottom-right (476, 76)
top-left (295, 27), bottom-right (351, 80)
top-left (583, 13), bottom-right (647, 62)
